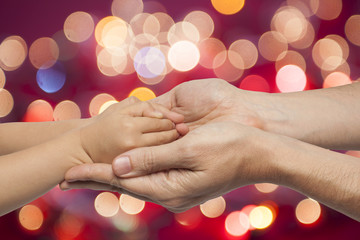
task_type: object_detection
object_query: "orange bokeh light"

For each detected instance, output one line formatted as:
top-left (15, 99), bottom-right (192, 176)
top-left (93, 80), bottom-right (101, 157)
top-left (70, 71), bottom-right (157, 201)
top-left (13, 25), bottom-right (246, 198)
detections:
top-left (211, 0), bottom-right (245, 15)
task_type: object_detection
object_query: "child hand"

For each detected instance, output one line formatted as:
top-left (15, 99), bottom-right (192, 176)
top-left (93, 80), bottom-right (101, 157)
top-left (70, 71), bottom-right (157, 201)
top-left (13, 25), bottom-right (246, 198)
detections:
top-left (80, 99), bottom-right (184, 164)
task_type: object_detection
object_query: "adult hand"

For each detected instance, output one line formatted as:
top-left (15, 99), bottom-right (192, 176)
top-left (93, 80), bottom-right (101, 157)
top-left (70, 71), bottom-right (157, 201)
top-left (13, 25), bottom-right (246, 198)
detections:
top-left (61, 122), bottom-right (274, 212)
top-left (152, 78), bottom-right (267, 132)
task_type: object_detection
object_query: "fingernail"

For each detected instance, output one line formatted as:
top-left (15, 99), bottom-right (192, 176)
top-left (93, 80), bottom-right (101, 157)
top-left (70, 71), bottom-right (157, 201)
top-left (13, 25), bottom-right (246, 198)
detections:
top-left (152, 111), bottom-right (163, 118)
top-left (113, 156), bottom-right (132, 176)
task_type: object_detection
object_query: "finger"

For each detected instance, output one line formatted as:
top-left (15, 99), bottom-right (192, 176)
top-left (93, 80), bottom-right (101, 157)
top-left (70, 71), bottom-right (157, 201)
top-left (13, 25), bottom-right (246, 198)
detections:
top-left (134, 117), bottom-right (175, 133)
top-left (112, 140), bottom-right (187, 177)
top-left (149, 90), bottom-right (174, 110)
top-left (65, 163), bottom-right (116, 183)
top-left (144, 102), bottom-right (184, 124)
top-left (118, 96), bottom-right (141, 107)
top-left (60, 181), bottom-right (156, 204)
top-left (141, 129), bottom-right (179, 146)
top-left (176, 123), bottom-right (189, 136)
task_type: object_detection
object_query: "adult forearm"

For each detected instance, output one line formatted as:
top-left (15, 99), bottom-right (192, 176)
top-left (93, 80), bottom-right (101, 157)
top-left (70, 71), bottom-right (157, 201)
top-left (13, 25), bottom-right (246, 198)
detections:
top-left (243, 83), bottom-right (360, 150)
top-left (0, 119), bottom-right (89, 155)
top-left (266, 134), bottom-right (360, 221)
top-left (0, 131), bottom-right (90, 216)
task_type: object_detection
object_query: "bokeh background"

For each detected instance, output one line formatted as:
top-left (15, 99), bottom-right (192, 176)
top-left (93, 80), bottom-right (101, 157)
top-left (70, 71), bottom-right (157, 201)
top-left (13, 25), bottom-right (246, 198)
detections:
top-left (1, 0), bottom-right (360, 239)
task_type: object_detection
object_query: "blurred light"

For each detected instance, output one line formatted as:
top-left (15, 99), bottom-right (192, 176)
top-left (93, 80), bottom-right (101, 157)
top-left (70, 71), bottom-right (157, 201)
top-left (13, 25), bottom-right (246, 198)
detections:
top-left (153, 12), bottom-right (175, 44)
top-left (36, 61), bottom-right (66, 93)
top-left (213, 50), bottom-right (244, 82)
top-left (18, 205), bottom-right (44, 231)
top-left (276, 64), bottom-right (306, 92)
top-left (23, 100), bottom-right (53, 122)
top-left (345, 15), bottom-right (360, 46)
top-left (286, 0), bottom-right (313, 17)
top-left (97, 47), bottom-right (127, 76)
top-left (64, 11), bottom-right (94, 43)
top-left (130, 13), bottom-right (153, 36)
top-left (119, 194), bottom-right (145, 215)
top-left (168, 40), bottom-right (200, 72)
top-left (258, 31), bottom-right (288, 61)
top-left (175, 207), bottom-right (202, 228)
top-left (290, 21), bottom-right (315, 49)
top-left (295, 198), bottom-right (321, 225)
top-left (321, 61), bottom-right (350, 80)
top-left (95, 16), bottom-right (128, 48)
top-left (276, 50), bottom-right (306, 72)
top-left (128, 87), bottom-right (156, 101)
top-left (249, 206), bottom-right (274, 229)
top-left (229, 39), bottom-right (258, 69)
top-left (129, 33), bottom-right (160, 60)
top-left (134, 47), bottom-right (166, 78)
top-left (0, 35), bottom-right (27, 71)
top-left (310, 0), bottom-right (342, 20)
top-left (200, 196), bottom-right (226, 218)
top-left (111, 0), bottom-right (144, 23)
top-left (241, 205), bottom-right (257, 230)
top-left (53, 100), bottom-right (81, 121)
top-left (112, 212), bottom-right (139, 232)
top-left (99, 100), bottom-right (118, 114)
top-left (211, 0), bottom-right (245, 15)
top-left (54, 211), bottom-right (84, 239)
top-left (240, 75), bottom-right (270, 92)
top-left (312, 38), bottom-right (343, 71)
top-left (94, 192), bottom-right (120, 218)
top-left (326, 35), bottom-right (349, 61)
top-left (168, 22), bottom-right (200, 45)
top-left (225, 211), bottom-right (249, 236)
top-left (143, 14), bottom-right (161, 37)
top-left (184, 11), bottom-right (214, 40)
top-left (323, 72), bottom-right (351, 88)
top-left (29, 37), bottom-right (59, 69)
top-left (254, 183), bottom-right (279, 193)
top-left (0, 68), bottom-right (5, 88)
top-left (89, 93), bottom-right (116, 116)
top-left (198, 37), bottom-right (226, 69)
top-left (271, 6), bottom-right (308, 43)
top-left (0, 88), bottom-right (13, 118)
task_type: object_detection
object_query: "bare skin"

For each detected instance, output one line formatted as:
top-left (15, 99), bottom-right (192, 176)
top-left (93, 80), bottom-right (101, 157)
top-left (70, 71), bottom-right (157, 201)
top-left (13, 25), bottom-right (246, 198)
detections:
top-left (0, 98), bottom-right (184, 216)
top-left (62, 79), bottom-right (360, 221)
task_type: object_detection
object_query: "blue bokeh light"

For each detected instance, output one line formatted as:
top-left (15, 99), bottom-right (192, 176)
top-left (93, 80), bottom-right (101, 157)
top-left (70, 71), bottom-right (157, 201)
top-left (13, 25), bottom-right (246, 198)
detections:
top-left (36, 61), bottom-right (66, 93)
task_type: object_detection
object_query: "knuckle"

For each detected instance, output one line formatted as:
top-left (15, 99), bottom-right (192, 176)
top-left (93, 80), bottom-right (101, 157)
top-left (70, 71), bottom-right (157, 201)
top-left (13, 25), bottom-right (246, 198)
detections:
top-left (141, 148), bottom-right (156, 173)
top-left (128, 96), bottom-right (140, 104)
top-left (122, 138), bottom-right (137, 149)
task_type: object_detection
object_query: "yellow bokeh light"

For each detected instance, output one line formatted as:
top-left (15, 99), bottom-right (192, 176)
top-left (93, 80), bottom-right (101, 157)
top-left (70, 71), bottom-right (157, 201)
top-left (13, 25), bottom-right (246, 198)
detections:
top-left (295, 198), bottom-right (321, 224)
top-left (258, 31), bottom-right (288, 61)
top-left (18, 205), bottom-right (44, 231)
top-left (128, 87), bottom-right (156, 101)
top-left (29, 37), bottom-right (59, 69)
top-left (0, 35), bottom-right (27, 71)
top-left (225, 211), bottom-right (249, 236)
top-left (64, 11), bottom-right (94, 43)
top-left (200, 196), bottom-right (226, 218)
top-left (119, 194), bottom-right (145, 215)
top-left (249, 206), bottom-right (274, 229)
top-left (0, 88), bottom-right (14, 118)
top-left (184, 11), bottom-right (214, 40)
top-left (94, 192), bottom-right (120, 218)
top-left (53, 100), bottom-right (81, 121)
top-left (290, 21), bottom-right (315, 49)
top-left (168, 40), bottom-right (200, 72)
top-left (0, 68), bottom-right (5, 88)
top-left (312, 38), bottom-right (343, 71)
top-left (95, 16), bottom-right (128, 48)
top-left (345, 15), bottom-right (360, 47)
top-left (211, 0), bottom-right (245, 15)
top-left (99, 100), bottom-right (118, 114)
top-left (89, 93), bottom-right (116, 116)
top-left (255, 183), bottom-right (279, 193)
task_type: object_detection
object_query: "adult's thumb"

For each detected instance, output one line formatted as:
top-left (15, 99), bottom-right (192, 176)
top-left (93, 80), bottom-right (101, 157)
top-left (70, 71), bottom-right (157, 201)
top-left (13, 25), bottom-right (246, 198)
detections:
top-left (112, 142), bottom-right (184, 178)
